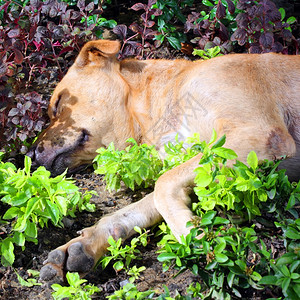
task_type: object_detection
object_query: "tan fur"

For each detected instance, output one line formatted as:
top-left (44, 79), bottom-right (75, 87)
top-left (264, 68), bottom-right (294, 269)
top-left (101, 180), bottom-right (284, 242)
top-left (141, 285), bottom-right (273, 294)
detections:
top-left (32, 40), bottom-right (300, 280)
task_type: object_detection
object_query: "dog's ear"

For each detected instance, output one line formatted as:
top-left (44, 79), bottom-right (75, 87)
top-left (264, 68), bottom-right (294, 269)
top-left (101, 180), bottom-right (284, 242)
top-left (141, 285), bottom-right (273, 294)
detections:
top-left (75, 40), bottom-right (120, 67)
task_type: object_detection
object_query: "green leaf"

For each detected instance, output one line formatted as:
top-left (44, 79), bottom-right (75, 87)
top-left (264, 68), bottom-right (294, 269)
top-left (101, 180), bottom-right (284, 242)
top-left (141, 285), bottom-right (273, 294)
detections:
top-left (250, 271), bottom-right (262, 281)
top-left (278, 8), bottom-right (285, 20)
top-left (282, 277), bottom-right (291, 295)
top-left (13, 232), bottom-right (25, 247)
top-left (211, 135), bottom-right (226, 149)
top-left (194, 167), bottom-right (212, 187)
top-left (10, 191), bottom-right (30, 206)
top-left (15, 270), bottom-right (41, 287)
top-left (24, 221), bottom-right (37, 239)
top-left (279, 265), bottom-right (290, 277)
top-left (236, 259), bottom-right (246, 271)
top-left (55, 196), bottom-right (68, 216)
top-left (202, 0), bottom-right (214, 6)
top-left (286, 227), bottom-right (300, 240)
top-left (227, 271), bottom-right (235, 288)
top-left (24, 156), bottom-right (31, 175)
top-left (213, 217), bottom-right (230, 225)
top-left (259, 275), bottom-right (277, 285)
top-left (166, 36), bottom-right (181, 50)
top-left (3, 207), bottom-right (21, 219)
top-left (276, 253), bottom-right (297, 265)
top-left (215, 253), bottom-right (228, 263)
top-left (157, 253), bottom-right (177, 262)
top-left (45, 200), bottom-right (60, 225)
top-left (113, 260), bottom-right (124, 272)
top-left (201, 211), bottom-right (216, 225)
top-left (287, 16), bottom-right (297, 24)
top-left (212, 147), bottom-right (237, 160)
top-left (139, 165), bottom-right (149, 180)
top-left (247, 151), bottom-right (258, 170)
top-left (24, 197), bottom-right (39, 219)
top-left (1, 239), bottom-right (15, 266)
top-left (214, 240), bottom-right (226, 253)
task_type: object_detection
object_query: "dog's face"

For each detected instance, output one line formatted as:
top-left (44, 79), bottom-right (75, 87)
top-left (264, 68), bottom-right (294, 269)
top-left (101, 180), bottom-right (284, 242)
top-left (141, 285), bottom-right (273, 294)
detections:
top-left (28, 40), bottom-right (127, 175)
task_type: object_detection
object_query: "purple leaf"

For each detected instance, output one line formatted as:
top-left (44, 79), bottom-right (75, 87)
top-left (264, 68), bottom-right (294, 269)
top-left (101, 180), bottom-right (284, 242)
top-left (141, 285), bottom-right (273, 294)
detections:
top-left (282, 29), bottom-right (292, 42)
top-left (149, 8), bottom-right (162, 16)
top-left (236, 13), bottom-right (248, 29)
top-left (226, 0), bottom-right (235, 14)
top-left (216, 0), bottom-right (226, 19)
top-left (231, 28), bottom-right (247, 46)
top-left (13, 49), bottom-right (24, 64)
top-left (259, 32), bottom-right (274, 49)
top-left (70, 11), bottom-right (81, 20)
top-left (129, 22), bottom-right (143, 34)
top-left (8, 108), bottom-right (19, 117)
top-left (131, 3), bottom-right (146, 11)
top-left (218, 21), bottom-right (229, 40)
top-left (0, 61), bottom-right (7, 76)
top-left (113, 25), bottom-right (128, 40)
top-left (19, 132), bottom-right (27, 141)
top-left (146, 20), bottom-right (155, 28)
top-left (77, 0), bottom-right (85, 11)
top-left (30, 0), bottom-right (40, 8)
top-left (8, 28), bottom-right (21, 38)
top-left (148, 0), bottom-right (157, 7)
top-left (271, 42), bottom-right (283, 53)
top-left (85, 1), bottom-right (94, 12)
top-left (11, 116), bottom-right (20, 125)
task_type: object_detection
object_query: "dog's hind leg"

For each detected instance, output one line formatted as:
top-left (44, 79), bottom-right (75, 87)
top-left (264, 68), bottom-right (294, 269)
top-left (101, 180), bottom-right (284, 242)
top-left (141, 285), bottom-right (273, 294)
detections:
top-left (153, 154), bottom-right (202, 241)
top-left (40, 192), bottom-right (162, 281)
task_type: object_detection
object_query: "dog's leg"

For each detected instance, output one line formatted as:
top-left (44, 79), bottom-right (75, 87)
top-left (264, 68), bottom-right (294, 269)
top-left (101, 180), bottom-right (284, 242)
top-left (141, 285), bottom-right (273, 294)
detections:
top-left (154, 154), bottom-right (202, 241)
top-left (40, 192), bottom-right (162, 281)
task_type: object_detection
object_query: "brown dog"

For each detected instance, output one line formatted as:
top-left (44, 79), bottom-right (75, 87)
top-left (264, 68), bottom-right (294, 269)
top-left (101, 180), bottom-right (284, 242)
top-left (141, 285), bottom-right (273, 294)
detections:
top-left (28, 40), bottom-right (300, 280)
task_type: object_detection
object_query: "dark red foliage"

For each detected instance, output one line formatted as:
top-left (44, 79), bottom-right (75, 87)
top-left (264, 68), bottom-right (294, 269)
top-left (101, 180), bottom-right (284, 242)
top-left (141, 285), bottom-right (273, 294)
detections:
top-left (232, 0), bottom-right (297, 53)
top-left (113, 0), bottom-right (162, 59)
top-left (0, 0), bottom-right (108, 153)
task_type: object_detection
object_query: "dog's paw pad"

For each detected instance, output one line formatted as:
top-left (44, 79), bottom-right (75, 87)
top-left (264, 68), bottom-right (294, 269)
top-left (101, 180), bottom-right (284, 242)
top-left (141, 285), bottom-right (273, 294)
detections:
top-left (66, 242), bottom-right (94, 273)
top-left (46, 249), bottom-right (66, 266)
top-left (40, 264), bottom-right (59, 281)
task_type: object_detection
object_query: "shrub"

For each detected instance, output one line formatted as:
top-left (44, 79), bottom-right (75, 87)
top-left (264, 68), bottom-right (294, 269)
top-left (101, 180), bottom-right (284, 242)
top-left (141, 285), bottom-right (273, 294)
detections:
top-left (0, 0), bottom-right (116, 153)
top-left (0, 154), bottom-right (96, 266)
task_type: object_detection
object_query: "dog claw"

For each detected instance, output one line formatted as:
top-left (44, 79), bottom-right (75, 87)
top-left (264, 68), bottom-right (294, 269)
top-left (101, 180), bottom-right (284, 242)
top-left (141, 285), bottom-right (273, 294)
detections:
top-left (66, 242), bottom-right (94, 273)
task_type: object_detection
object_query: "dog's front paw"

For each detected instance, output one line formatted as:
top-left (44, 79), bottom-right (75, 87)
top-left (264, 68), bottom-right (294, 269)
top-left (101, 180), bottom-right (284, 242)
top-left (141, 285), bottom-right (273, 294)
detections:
top-left (40, 234), bottom-right (96, 281)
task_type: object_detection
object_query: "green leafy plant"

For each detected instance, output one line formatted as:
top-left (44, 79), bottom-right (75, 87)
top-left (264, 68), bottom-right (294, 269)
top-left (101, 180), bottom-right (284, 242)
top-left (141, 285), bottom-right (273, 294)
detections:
top-left (106, 282), bottom-right (155, 300)
top-left (0, 154), bottom-right (96, 266)
top-left (152, 0), bottom-right (194, 50)
top-left (258, 218), bottom-right (300, 298)
top-left (157, 212), bottom-right (271, 298)
top-left (100, 227), bottom-right (148, 282)
top-left (51, 272), bottom-right (101, 300)
top-left (192, 45), bottom-right (222, 59)
top-left (259, 253), bottom-right (300, 299)
top-left (193, 133), bottom-right (299, 220)
top-left (94, 133), bottom-right (206, 192)
top-left (94, 138), bottom-right (164, 191)
top-left (15, 269), bottom-right (41, 287)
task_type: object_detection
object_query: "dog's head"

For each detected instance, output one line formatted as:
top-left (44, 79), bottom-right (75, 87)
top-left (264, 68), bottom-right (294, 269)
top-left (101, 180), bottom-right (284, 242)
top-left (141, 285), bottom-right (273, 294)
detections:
top-left (28, 40), bottom-right (130, 175)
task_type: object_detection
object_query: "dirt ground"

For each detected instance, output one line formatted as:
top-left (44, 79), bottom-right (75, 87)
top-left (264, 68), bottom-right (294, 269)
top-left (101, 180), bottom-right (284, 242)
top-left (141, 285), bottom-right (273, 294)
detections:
top-left (0, 170), bottom-right (285, 300)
